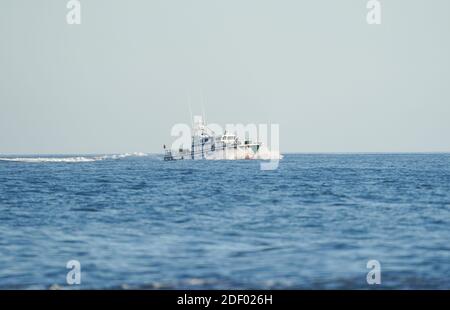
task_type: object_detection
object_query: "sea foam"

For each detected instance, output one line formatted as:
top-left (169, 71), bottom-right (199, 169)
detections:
top-left (204, 146), bottom-right (283, 160)
top-left (0, 152), bottom-right (148, 163)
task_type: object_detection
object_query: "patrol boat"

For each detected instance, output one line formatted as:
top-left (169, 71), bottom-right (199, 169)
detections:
top-left (164, 117), bottom-right (261, 161)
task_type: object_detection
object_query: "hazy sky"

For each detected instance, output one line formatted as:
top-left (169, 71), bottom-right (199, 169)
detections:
top-left (1, 0), bottom-right (449, 154)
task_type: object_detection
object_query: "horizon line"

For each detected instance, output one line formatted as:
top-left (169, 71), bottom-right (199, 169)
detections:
top-left (1, 151), bottom-right (450, 156)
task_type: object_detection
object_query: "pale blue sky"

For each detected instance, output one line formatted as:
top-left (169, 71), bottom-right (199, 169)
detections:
top-left (1, 0), bottom-right (449, 154)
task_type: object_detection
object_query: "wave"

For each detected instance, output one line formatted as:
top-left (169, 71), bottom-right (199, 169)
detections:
top-left (0, 152), bottom-right (149, 163)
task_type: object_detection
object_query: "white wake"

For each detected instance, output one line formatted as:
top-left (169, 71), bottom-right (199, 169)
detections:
top-left (205, 146), bottom-right (283, 160)
top-left (0, 152), bottom-right (149, 163)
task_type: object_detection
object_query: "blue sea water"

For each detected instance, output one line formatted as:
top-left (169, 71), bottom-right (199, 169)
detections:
top-left (0, 153), bottom-right (449, 289)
